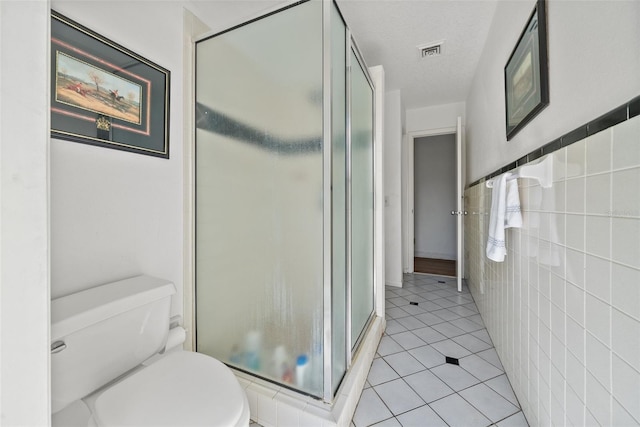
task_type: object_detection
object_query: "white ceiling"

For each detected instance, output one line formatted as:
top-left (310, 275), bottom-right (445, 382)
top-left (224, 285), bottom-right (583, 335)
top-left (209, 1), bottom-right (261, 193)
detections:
top-left (337, 0), bottom-right (498, 109)
top-left (189, 0), bottom-right (499, 110)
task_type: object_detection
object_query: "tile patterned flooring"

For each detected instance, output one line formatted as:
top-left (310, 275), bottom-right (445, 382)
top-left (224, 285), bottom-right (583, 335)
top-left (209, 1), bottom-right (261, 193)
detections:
top-left (351, 273), bottom-right (529, 427)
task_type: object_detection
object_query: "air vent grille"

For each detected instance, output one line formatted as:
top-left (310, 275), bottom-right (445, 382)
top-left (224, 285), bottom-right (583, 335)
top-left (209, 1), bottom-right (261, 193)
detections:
top-left (418, 40), bottom-right (444, 58)
top-left (421, 45), bottom-right (441, 57)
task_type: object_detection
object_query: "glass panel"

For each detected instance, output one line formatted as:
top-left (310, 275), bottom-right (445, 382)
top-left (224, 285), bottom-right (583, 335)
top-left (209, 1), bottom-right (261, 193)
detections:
top-left (350, 50), bottom-right (374, 348)
top-left (195, 0), bottom-right (324, 397)
top-left (330, 2), bottom-right (347, 395)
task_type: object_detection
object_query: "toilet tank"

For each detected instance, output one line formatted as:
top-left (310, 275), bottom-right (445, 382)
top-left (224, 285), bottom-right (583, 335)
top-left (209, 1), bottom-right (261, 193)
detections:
top-left (51, 275), bottom-right (176, 414)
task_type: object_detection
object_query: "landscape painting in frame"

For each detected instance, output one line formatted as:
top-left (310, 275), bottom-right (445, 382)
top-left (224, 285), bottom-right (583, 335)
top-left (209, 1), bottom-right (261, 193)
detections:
top-left (51, 11), bottom-right (170, 158)
top-left (56, 52), bottom-right (142, 125)
top-left (504, 0), bottom-right (549, 141)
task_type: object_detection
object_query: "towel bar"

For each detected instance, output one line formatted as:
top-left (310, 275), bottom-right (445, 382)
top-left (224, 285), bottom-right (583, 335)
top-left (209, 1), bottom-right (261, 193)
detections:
top-left (486, 153), bottom-right (553, 189)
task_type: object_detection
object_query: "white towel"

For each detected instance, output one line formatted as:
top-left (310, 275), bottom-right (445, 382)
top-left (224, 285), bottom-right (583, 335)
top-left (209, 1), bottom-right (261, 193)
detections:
top-left (505, 179), bottom-right (523, 228)
top-left (486, 173), bottom-right (523, 262)
top-left (486, 173), bottom-right (508, 262)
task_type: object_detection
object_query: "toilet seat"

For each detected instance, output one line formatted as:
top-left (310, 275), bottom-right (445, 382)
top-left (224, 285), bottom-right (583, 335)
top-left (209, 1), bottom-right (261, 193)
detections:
top-left (93, 351), bottom-right (250, 427)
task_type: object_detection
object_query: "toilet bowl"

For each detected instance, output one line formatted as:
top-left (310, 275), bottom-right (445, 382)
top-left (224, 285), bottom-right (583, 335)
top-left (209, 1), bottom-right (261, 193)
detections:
top-left (51, 275), bottom-right (250, 427)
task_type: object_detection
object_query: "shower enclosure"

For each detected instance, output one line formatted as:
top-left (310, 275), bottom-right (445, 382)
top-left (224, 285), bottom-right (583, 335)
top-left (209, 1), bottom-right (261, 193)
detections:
top-left (194, 0), bottom-right (375, 402)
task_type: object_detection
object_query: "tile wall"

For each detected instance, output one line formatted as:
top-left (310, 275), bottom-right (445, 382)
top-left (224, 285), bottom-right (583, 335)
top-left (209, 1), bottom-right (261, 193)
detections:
top-left (464, 116), bottom-right (640, 426)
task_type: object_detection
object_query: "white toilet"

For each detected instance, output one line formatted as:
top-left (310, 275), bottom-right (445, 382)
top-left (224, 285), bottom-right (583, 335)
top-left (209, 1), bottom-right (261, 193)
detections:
top-left (51, 275), bottom-right (250, 427)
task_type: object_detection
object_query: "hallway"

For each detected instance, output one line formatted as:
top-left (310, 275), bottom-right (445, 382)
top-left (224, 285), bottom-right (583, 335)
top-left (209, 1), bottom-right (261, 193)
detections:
top-left (352, 273), bottom-right (528, 427)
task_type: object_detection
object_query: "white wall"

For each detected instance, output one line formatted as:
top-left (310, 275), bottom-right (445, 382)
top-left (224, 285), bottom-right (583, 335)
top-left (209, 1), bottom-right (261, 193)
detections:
top-left (369, 65), bottom-right (387, 316)
top-left (182, 8), bottom-right (211, 351)
top-left (414, 134), bottom-right (456, 260)
top-left (405, 101), bottom-right (465, 134)
top-left (466, 0), bottom-right (640, 183)
top-left (50, 1), bottom-right (188, 317)
top-left (0, 1), bottom-right (51, 424)
top-left (384, 90), bottom-right (403, 287)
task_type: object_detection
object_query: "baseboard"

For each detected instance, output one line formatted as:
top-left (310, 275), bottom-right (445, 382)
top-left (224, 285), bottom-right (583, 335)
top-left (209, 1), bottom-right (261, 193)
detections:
top-left (385, 280), bottom-right (402, 288)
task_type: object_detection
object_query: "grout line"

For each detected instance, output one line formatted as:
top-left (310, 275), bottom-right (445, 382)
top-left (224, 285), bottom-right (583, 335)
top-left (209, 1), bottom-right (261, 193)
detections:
top-left (607, 128), bottom-right (615, 427)
top-left (580, 138), bottom-right (588, 414)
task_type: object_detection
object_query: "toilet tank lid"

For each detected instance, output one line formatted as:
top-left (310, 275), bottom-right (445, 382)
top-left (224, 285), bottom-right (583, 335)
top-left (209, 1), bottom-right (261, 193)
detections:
top-left (51, 275), bottom-right (176, 341)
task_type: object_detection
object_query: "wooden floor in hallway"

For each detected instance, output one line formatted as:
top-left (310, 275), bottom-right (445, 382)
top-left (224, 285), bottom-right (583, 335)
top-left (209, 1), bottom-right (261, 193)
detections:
top-left (414, 257), bottom-right (456, 277)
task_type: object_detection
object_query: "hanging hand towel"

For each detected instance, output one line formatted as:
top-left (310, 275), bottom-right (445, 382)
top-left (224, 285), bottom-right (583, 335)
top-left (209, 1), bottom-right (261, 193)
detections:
top-left (486, 173), bottom-right (509, 262)
top-left (486, 173), bottom-right (524, 262)
top-left (505, 179), bottom-right (523, 228)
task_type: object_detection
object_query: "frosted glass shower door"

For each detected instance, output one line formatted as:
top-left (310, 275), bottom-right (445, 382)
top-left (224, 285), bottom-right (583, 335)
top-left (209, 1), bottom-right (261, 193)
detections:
top-left (195, 1), bottom-right (324, 397)
top-left (349, 48), bottom-right (374, 349)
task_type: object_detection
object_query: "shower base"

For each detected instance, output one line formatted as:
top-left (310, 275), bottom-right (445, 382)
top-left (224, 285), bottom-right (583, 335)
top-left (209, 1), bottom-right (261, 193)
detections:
top-left (233, 316), bottom-right (385, 427)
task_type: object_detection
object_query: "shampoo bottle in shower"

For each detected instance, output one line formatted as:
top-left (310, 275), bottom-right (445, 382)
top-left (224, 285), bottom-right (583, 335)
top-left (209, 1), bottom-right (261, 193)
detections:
top-left (271, 345), bottom-right (288, 380)
top-left (245, 331), bottom-right (261, 371)
top-left (295, 354), bottom-right (309, 388)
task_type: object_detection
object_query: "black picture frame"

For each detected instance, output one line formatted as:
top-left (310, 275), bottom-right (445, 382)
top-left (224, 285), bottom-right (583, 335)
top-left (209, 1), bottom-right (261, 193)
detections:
top-left (51, 11), bottom-right (170, 158)
top-left (504, 0), bottom-right (549, 141)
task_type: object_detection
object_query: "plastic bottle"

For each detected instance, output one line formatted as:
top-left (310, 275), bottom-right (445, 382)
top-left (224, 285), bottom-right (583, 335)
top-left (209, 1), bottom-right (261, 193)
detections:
top-left (295, 354), bottom-right (309, 388)
top-left (282, 364), bottom-right (294, 384)
top-left (229, 344), bottom-right (243, 365)
top-left (271, 345), bottom-right (288, 380)
top-left (245, 331), bottom-right (261, 371)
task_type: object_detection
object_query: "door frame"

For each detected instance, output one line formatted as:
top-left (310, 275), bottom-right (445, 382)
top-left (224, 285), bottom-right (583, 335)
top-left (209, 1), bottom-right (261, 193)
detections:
top-left (402, 121), bottom-right (465, 287)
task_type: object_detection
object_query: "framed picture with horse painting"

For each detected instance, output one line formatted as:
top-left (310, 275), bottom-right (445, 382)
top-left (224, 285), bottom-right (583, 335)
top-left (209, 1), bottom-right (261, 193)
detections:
top-left (51, 11), bottom-right (170, 158)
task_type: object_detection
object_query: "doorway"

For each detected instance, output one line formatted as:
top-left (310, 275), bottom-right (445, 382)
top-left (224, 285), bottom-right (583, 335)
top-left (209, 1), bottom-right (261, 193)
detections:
top-left (403, 117), bottom-right (464, 291)
top-left (413, 134), bottom-right (457, 276)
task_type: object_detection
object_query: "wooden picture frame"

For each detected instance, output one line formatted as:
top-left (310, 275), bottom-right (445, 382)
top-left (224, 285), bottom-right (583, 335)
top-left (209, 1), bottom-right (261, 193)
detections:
top-left (51, 11), bottom-right (170, 158)
top-left (504, 0), bottom-right (549, 141)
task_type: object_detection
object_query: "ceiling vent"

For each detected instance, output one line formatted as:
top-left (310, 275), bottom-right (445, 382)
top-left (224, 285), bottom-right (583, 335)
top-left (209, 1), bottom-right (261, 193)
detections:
top-left (418, 40), bottom-right (444, 58)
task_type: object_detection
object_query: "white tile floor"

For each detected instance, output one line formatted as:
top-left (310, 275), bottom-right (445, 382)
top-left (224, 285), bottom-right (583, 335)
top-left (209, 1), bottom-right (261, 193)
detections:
top-left (351, 273), bottom-right (529, 427)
